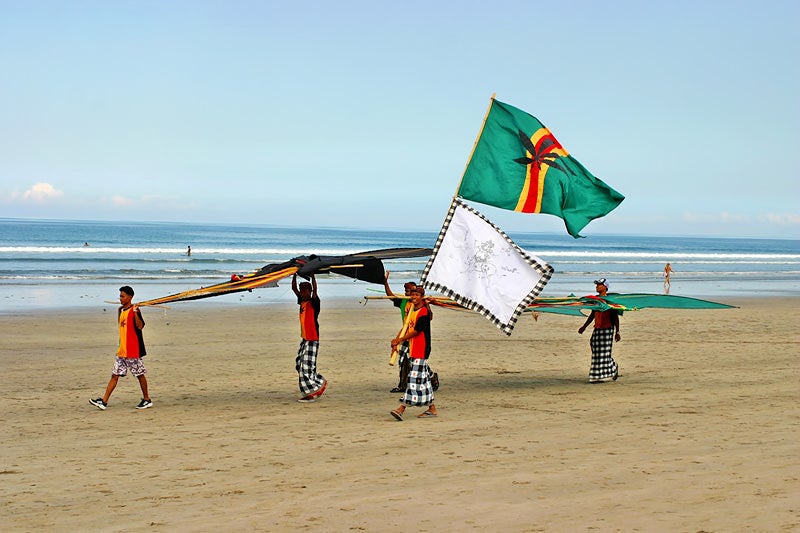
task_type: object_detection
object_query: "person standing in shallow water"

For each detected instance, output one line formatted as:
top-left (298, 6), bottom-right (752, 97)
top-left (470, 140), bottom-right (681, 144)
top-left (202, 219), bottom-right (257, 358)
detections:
top-left (89, 285), bottom-right (152, 410)
top-left (664, 262), bottom-right (673, 293)
top-left (292, 273), bottom-right (327, 402)
top-left (390, 285), bottom-right (437, 420)
top-left (578, 278), bottom-right (620, 383)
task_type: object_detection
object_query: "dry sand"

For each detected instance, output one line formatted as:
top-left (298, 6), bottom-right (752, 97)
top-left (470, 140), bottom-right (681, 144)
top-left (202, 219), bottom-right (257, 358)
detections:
top-left (2, 297), bottom-right (799, 532)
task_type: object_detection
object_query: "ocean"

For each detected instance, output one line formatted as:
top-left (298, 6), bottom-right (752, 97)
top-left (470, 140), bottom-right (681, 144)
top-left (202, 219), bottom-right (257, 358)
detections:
top-left (1, 218), bottom-right (798, 313)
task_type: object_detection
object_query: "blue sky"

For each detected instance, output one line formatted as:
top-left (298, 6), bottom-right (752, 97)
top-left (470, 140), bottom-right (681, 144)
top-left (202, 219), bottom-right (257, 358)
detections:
top-left (1, 0), bottom-right (798, 239)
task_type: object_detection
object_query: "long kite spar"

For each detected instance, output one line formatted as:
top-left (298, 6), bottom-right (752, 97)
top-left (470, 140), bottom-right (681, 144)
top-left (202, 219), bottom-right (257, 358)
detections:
top-left (137, 247), bottom-right (432, 307)
top-left (522, 293), bottom-right (737, 316)
top-left (364, 292), bottom-right (736, 317)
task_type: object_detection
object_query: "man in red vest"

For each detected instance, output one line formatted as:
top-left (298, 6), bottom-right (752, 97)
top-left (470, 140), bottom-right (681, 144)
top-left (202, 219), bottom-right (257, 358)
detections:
top-left (90, 286), bottom-right (152, 410)
top-left (390, 286), bottom-right (437, 420)
top-left (292, 273), bottom-right (327, 402)
top-left (578, 278), bottom-right (621, 383)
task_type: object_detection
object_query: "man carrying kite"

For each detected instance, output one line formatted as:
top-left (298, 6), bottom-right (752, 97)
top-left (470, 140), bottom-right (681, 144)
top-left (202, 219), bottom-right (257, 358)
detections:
top-left (89, 285), bottom-right (153, 410)
top-left (390, 285), bottom-right (437, 420)
top-left (383, 271), bottom-right (417, 393)
top-left (292, 273), bottom-right (327, 402)
top-left (578, 278), bottom-right (621, 383)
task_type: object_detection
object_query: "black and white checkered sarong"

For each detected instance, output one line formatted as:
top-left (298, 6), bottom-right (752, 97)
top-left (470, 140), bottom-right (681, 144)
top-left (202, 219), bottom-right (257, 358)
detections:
top-left (296, 340), bottom-right (325, 395)
top-left (396, 341), bottom-right (410, 384)
top-left (402, 358), bottom-right (434, 406)
top-left (589, 327), bottom-right (618, 380)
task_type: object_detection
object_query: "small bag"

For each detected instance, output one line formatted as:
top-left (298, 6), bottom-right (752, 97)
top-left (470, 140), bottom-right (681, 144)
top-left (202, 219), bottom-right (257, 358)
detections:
top-left (430, 371), bottom-right (440, 391)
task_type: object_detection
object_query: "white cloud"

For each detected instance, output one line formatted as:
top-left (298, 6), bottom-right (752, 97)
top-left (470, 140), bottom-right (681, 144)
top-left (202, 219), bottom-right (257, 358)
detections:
top-left (764, 213), bottom-right (800, 225)
top-left (22, 182), bottom-right (63, 202)
top-left (111, 195), bottom-right (135, 206)
top-left (680, 212), bottom-right (718, 224)
top-left (719, 212), bottom-right (751, 223)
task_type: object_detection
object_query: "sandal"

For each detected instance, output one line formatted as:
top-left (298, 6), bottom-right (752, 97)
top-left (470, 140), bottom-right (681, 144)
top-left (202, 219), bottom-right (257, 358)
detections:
top-left (417, 410), bottom-right (437, 418)
top-left (390, 409), bottom-right (404, 421)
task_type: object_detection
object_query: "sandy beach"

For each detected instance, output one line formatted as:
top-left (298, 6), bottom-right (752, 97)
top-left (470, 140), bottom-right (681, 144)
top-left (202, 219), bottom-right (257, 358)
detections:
top-left (2, 296), bottom-right (798, 531)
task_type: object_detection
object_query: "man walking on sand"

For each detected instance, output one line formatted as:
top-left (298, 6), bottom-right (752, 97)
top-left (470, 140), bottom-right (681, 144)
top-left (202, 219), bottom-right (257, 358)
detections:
top-left (90, 286), bottom-right (152, 410)
top-left (578, 278), bottom-right (620, 383)
top-left (292, 273), bottom-right (327, 403)
top-left (390, 285), bottom-right (437, 421)
top-left (383, 271), bottom-right (417, 393)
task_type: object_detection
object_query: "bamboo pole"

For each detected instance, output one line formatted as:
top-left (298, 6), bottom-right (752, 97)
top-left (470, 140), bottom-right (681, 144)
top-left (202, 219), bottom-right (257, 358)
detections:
top-left (421, 94), bottom-right (498, 286)
top-left (104, 300), bottom-right (170, 309)
top-left (453, 92), bottom-right (496, 197)
top-left (327, 264), bottom-right (364, 269)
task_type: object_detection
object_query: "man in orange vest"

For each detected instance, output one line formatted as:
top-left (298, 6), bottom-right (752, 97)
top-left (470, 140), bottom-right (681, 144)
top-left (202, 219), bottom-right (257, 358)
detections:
top-left (390, 286), bottom-right (437, 420)
top-left (292, 273), bottom-right (327, 402)
top-left (89, 286), bottom-right (152, 410)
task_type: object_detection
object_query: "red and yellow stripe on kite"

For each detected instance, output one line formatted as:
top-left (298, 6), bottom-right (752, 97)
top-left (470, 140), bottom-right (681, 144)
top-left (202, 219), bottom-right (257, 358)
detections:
top-left (137, 265), bottom-right (299, 307)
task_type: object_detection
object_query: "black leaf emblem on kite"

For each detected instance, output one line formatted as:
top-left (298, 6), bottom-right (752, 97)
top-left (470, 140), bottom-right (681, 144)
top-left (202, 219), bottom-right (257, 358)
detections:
top-left (513, 129), bottom-right (575, 176)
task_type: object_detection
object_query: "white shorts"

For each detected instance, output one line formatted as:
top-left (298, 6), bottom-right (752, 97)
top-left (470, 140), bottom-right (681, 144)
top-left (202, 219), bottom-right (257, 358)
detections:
top-left (112, 356), bottom-right (147, 377)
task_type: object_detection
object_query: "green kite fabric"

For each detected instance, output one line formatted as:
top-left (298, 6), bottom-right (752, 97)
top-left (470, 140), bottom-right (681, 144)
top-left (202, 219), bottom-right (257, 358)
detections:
top-left (457, 98), bottom-right (625, 238)
top-left (523, 293), bottom-right (737, 316)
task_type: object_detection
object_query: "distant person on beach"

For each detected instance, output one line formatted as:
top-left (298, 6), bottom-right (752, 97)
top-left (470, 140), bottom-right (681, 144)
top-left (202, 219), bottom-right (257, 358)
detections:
top-left (292, 273), bottom-right (327, 402)
top-left (578, 278), bottom-right (620, 383)
top-left (664, 262), bottom-right (673, 292)
top-left (390, 285), bottom-right (437, 421)
top-left (89, 286), bottom-right (152, 410)
top-left (186, 246), bottom-right (191, 256)
top-left (383, 271), bottom-right (417, 393)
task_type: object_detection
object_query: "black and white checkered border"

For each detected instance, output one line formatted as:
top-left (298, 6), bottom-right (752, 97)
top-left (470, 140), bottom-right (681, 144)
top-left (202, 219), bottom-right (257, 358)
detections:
top-left (421, 197), bottom-right (554, 335)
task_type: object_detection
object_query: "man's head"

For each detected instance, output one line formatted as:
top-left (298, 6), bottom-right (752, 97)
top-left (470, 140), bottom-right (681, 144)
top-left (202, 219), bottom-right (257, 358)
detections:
top-left (119, 285), bottom-right (134, 305)
top-left (403, 281), bottom-right (417, 296)
top-left (298, 281), bottom-right (312, 300)
top-left (594, 278), bottom-right (609, 295)
top-left (408, 284), bottom-right (425, 304)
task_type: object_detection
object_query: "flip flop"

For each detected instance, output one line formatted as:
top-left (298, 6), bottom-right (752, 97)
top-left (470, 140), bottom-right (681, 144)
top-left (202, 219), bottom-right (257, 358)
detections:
top-left (417, 410), bottom-right (437, 418)
top-left (390, 409), bottom-right (403, 421)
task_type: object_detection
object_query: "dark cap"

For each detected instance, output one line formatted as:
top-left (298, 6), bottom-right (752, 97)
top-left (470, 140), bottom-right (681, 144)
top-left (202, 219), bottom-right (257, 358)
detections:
top-left (593, 278), bottom-right (609, 289)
